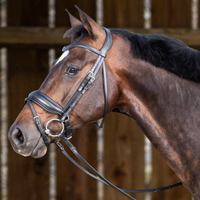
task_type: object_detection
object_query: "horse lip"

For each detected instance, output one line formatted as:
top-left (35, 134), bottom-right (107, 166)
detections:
top-left (11, 136), bottom-right (46, 158)
top-left (17, 149), bottom-right (30, 157)
top-left (30, 137), bottom-right (47, 158)
top-left (10, 141), bottom-right (32, 157)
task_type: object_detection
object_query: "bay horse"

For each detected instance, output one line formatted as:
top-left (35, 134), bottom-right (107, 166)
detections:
top-left (8, 6), bottom-right (200, 200)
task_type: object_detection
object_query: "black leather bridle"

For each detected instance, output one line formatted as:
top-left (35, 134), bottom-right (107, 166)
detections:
top-left (26, 27), bottom-right (111, 146)
top-left (25, 27), bottom-right (182, 200)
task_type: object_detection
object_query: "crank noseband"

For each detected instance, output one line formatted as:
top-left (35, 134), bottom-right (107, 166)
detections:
top-left (25, 91), bottom-right (73, 146)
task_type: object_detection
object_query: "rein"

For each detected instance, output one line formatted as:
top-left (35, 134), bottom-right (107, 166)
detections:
top-left (25, 27), bottom-right (182, 200)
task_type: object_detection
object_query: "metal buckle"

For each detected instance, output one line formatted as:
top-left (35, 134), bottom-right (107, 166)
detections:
top-left (67, 135), bottom-right (72, 140)
top-left (87, 71), bottom-right (95, 81)
top-left (33, 116), bottom-right (39, 121)
top-left (45, 118), bottom-right (65, 138)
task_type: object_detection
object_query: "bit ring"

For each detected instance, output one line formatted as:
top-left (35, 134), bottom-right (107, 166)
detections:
top-left (45, 118), bottom-right (65, 138)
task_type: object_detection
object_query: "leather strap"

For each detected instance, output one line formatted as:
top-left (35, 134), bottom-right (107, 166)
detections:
top-left (62, 27), bottom-right (113, 58)
top-left (63, 117), bottom-right (73, 138)
top-left (25, 99), bottom-right (49, 146)
top-left (56, 135), bottom-right (136, 200)
top-left (56, 134), bottom-right (182, 199)
top-left (60, 27), bottom-right (112, 126)
top-left (94, 61), bottom-right (108, 129)
top-left (26, 91), bottom-right (74, 144)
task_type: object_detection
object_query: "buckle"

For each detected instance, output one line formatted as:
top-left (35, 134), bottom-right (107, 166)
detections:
top-left (33, 116), bottom-right (39, 121)
top-left (87, 71), bottom-right (95, 81)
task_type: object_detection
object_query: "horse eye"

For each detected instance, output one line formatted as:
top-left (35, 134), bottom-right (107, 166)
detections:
top-left (66, 67), bottom-right (79, 75)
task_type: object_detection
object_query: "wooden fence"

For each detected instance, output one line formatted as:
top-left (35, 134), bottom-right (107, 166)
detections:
top-left (0, 0), bottom-right (198, 200)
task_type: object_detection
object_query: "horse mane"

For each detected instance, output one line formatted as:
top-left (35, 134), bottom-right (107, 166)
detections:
top-left (112, 29), bottom-right (200, 82)
top-left (66, 26), bottom-right (200, 82)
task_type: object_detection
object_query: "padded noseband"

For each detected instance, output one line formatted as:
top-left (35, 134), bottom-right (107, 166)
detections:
top-left (27, 90), bottom-right (64, 116)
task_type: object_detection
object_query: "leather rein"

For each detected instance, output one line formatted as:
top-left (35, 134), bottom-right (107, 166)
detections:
top-left (25, 27), bottom-right (182, 200)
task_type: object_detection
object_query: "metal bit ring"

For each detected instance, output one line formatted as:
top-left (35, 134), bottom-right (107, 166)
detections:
top-left (45, 118), bottom-right (65, 138)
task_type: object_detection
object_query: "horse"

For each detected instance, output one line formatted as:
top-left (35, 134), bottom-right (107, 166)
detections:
top-left (8, 6), bottom-right (200, 200)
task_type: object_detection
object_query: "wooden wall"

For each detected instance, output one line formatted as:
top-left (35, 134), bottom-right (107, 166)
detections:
top-left (7, 1), bottom-right (49, 200)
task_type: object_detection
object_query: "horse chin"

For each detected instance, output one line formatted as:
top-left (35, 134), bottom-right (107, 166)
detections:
top-left (30, 137), bottom-right (47, 158)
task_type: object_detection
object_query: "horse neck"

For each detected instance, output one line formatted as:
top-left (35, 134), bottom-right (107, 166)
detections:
top-left (115, 54), bottom-right (200, 196)
top-left (118, 59), bottom-right (199, 138)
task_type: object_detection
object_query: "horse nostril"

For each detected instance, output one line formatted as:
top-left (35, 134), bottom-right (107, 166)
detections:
top-left (14, 128), bottom-right (24, 144)
top-left (16, 130), bottom-right (24, 143)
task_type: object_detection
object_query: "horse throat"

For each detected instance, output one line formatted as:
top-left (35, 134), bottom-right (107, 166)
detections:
top-left (116, 59), bottom-right (200, 198)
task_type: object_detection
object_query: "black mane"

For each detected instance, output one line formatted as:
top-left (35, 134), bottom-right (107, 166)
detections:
top-left (66, 26), bottom-right (200, 82)
top-left (112, 29), bottom-right (200, 82)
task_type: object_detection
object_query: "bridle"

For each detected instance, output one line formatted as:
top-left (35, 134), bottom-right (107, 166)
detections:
top-left (26, 27), bottom-right (111, 146)
top-left (25, 27), bottom-right (182, 200)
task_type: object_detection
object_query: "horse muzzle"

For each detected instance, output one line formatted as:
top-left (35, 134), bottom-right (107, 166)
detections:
top-left (8, 123), bottom-right (47, 158)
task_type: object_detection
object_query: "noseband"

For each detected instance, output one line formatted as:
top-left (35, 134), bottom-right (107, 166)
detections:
top-left (25, 27), bottom-right (182, 200)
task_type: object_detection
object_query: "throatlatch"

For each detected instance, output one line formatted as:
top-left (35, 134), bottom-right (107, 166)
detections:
top-left (25, 27), bottom-right (182, 200)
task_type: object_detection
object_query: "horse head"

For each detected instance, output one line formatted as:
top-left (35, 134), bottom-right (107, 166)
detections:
top-left (8, 7), bottom-right (122, 158)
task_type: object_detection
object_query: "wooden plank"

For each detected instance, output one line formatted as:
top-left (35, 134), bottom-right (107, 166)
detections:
top-left (104, 1), bottom-right (145, 200)
top-left (7, 0), bottom-right (48, 26)
top-left (55, 2), bottom-right (98, 200)
top-left (7, 1), bottom-right (49, 200)
top-left (0, 0), bottom-right (1, 25)
top-left (104, 113), bottom-right (145, 200)
top-left (152, 0), bottom-right (191, 28)
top-left (56, 125), bottom-right (97, 200)
top-left (0, 51), bottom-right (1, 198)
top-left (0, 49), bottom-right (1, 199)
top-left (2, 27), bottom-right (200, 47)
top-left (56, 0), bottom-right (96, 27)
top-left (151, 147), bottom-right (191, 200)
top-left (151, 0), bottom-right (192, 199)
top-left (0, 27), bottom-right (70, 47)
top-left (199, 0), bottom-right (200, 28)
top-left (104, 0), bottom-right (143, 28)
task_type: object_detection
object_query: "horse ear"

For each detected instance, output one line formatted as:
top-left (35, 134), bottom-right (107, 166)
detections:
top-left (63, 9), bottom-right (82, 38)
top-left (75, 5), bottom-right (105, 40)
top-left (65, 9), bottom-right (82, 27)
